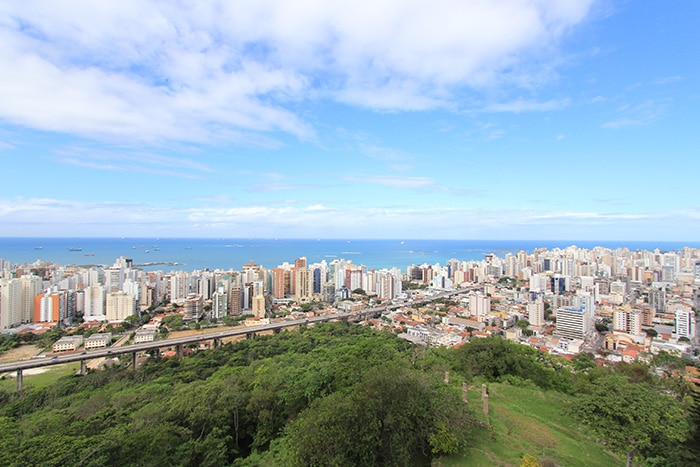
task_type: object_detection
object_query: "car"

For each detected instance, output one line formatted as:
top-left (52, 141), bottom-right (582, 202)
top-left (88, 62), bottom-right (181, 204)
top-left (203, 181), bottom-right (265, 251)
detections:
top-left (51, 356), bottom-right (58, 361)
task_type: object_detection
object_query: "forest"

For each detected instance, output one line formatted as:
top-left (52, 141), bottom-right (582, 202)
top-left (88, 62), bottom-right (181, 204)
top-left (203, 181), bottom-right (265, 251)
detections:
top-left (0, 323), bottom-right (697, 466)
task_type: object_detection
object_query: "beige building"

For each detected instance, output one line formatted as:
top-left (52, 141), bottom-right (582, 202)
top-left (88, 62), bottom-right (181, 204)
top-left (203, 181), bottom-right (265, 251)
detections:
top-left (52, 335), bottom-right (83, 353)
top-left (106, 291), bottom-right (135, 322)
top-left (134, 329), bottom-right (156, 344)
top-left (84, 332), bottom-right (111, 349)
top-left (252, 293), bottom-right (266, 318)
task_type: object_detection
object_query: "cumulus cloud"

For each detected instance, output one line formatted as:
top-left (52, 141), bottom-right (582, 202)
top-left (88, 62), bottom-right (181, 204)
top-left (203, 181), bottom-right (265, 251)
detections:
top-left (0, 1), bottom-right (596, 143)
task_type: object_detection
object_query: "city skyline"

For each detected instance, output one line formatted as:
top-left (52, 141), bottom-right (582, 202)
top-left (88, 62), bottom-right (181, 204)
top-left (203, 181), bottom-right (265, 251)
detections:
top-left (1, 2), bottom-right (699, 240)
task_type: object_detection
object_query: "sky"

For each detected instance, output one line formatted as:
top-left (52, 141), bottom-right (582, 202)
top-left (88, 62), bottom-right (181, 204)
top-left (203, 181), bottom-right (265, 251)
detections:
top-left (0, 1), bottom-right (699, 240)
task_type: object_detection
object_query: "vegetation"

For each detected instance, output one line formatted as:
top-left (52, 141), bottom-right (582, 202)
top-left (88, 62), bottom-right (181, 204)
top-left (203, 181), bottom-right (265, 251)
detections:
top-left (0, 325), bottom-right (696, 466)
top-left (0, 334), bottom-right (20, 355)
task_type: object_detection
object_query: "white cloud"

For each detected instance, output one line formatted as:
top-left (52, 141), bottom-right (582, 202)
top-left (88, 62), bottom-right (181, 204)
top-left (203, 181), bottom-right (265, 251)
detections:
top-left (348, 175), bottom-right (435, 189)
top-left (0, 1), bottom-right (596, 143)
top-left (601, 100), bottom-right (666, 129)
top-left (484, 98), bottom-right (571, 113)
top-left (1, 197), bottom-right (698, 240)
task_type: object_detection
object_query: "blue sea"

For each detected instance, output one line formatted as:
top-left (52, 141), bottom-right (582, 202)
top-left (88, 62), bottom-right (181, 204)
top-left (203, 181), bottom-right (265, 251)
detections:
top-left (0, 238), bottom-right (698, 272)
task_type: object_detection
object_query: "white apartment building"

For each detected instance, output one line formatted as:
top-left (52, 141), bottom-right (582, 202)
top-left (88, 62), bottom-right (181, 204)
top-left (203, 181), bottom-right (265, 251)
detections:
top-left (84, 284), bottom-right (106, 321)
top-left (469, 293), bottom-right (491, 322)
top-left (555, 307), bottom-right (592, 340)
top-left (0, 278), bottom-right (22, 329)
top-left (675, 307), bottom-right (696, 341)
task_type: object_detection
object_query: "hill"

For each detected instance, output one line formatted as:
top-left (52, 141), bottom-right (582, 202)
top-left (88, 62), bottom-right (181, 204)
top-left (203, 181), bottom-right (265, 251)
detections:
top-left (443, 382), bottom-right (620, 466)
top-left (0, 323), bottom-right (694, 466)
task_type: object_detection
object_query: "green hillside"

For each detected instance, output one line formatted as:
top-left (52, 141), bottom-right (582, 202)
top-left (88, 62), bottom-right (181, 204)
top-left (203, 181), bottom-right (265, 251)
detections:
top-left (0, 323), bottom-right (695, 466)
top-left (442, 382), bottom-right (620, 466)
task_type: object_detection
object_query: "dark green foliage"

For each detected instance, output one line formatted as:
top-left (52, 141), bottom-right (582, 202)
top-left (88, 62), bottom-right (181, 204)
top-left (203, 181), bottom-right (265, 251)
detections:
top-left (450, 336), bottom-right (572, 391)
top-left (0, 324), bottom-right (694, 466)
top-left (567, 374), bottom-right (690, 466)
top-left (283, 364), bottom-right (468, 466)
top-left (0, 334), bottom-right (20, 354)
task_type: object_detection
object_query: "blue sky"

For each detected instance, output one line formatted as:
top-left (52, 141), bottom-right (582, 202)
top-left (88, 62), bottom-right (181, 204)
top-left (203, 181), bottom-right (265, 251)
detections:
top-left (0, 1), bottom-right (698, 240)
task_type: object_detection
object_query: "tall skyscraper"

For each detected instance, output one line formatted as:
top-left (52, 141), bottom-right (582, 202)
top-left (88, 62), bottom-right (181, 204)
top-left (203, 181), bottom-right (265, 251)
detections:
top-left (0, 279), bottom-right (23, 329)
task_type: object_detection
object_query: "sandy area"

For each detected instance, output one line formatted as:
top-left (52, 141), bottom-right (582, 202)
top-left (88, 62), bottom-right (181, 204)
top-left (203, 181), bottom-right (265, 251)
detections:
top-left (3, 367), bottom-right (48, 377)
top-left (0, 344), bottom-right (43, 363)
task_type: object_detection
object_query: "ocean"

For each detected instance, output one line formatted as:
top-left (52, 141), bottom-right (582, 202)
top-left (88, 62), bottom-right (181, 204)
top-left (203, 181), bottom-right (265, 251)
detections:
top-left (0, 238), bottom-right (698, 272)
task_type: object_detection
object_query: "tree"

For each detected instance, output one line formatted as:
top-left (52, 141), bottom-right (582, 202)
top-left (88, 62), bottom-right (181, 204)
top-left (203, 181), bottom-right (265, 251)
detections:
top-left (163, 314), bottom-right (183, 331)
top-left (515, 319), bottom-right (530, 330)
top-left (282, 364), bottom-right (471, 466)
top-left (567, 375), bottom-right (689, 466)
top-left (644, 328), bottom-right (658, 338)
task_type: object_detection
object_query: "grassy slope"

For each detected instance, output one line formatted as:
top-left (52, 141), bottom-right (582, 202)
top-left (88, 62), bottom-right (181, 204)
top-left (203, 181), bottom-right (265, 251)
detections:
top-left (439, 382), bottom-right (622, 467)
top-left (0, 362), bottom-right (81, 392)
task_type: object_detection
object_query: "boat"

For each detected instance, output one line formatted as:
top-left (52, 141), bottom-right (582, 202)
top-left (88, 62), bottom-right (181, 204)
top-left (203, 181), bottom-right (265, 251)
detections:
top-left (84, 253), bottom-right (95, 256)
top-left (68, 248), bottom-right (82, 252)
top-left (34, 246), bottom-right (43, 250)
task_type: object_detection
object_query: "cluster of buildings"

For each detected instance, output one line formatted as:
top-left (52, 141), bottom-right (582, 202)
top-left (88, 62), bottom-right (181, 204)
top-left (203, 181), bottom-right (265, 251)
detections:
top-left (386, 246), bottom-right (698, 360)
top-left (0, 255), bottom-right (402, 328)
top-left (1, 245), bottom-right (698, 361)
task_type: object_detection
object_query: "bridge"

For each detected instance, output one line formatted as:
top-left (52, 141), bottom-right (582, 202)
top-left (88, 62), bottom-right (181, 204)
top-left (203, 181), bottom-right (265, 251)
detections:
top-left (0, 287), bottom-right (472, 391)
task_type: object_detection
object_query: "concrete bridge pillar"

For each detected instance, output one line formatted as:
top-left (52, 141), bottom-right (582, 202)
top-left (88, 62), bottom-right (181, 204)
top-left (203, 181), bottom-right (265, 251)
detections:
top-left (176, 344), bottom-right (184, 360)
top-left (16, 369), bottom-right (23, 392)
top-left (132, 352), bottom-right (138, 370)
top-left (246, 332), bottom-right (256, 340)
top-left (80, 360), bottom-right (87, 375)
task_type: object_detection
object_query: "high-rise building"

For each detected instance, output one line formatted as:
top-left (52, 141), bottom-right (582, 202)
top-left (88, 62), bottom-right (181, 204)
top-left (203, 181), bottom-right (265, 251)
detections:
top-left (0, 278), bottom-right (23, 329)
top-left (21, 274), bottom-right (43, 323)
top-left (271, 268), bottom-right (289, 299)
top-left (106, 291), bottom-right (135, 322)
top-left (469, 293), bottom-right (491, 322)
top-left (84, 284), bottom-right (106, 321)
top-left (675, 307), bottom-right (696, 341)
top-left (183, 293), bottom-right (204, 321)
top-left (212, 285), bottom-right (229, 321)
top-left (295, 268), bottom-right (311, 302)
top-left (252, 291), bottom-right (266, 318)
top-left (527, 296), bottom-right (545, 326)
top-left (613, 306), bottom-right (642, 335)
top-left (555, 306), bottom-right (592, 340)
top-left (34, 290), bottom-right (68, 323)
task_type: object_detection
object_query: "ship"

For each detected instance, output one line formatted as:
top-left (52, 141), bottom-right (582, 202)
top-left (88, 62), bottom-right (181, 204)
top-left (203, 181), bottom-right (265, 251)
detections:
top-left (84, 253), bottom-right (95, 256)
top-left (68, 248), bottom-right (82, 252)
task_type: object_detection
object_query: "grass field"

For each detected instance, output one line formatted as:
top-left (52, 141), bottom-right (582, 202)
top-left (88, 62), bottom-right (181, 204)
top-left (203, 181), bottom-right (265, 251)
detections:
top-left (438, 382), bottom-right (621, 467)
top-left (0, 362), bottom-right (81, 392)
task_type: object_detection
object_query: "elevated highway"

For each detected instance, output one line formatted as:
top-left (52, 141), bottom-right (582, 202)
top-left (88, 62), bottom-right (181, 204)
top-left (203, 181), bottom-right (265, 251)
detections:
top-left (1, 287), bottom-right (472, 391)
